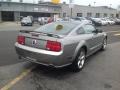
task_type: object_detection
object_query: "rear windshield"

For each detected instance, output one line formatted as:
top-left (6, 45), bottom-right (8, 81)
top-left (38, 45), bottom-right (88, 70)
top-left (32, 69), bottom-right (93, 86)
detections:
top-left (35, 22), bottom-right (78, 35)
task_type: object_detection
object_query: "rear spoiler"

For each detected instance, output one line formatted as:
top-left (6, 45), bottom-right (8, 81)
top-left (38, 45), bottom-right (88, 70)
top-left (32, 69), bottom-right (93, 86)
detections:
top-left (20, 30), bottom-right (33, 33)
top-left (19, 30), bottom-right (64, 38)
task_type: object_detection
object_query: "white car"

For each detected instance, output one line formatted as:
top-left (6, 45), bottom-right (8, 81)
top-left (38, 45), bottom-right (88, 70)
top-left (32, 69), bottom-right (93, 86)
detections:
top-left (21, 17), bottom-right (33, 26)
top-left (38, 17), bottom-right (48, 25)
top-left (100, 18), bottom-right (108, 25)
top-left (73, 17), bottom-right (92, 24)
top-left (55, 18), bottom-right (63, 22)
top-left (106, 19), bottom-right (115, 25)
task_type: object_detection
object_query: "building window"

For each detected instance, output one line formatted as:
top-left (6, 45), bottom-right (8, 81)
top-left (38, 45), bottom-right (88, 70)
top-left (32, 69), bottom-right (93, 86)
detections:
top-left (87, 12), bottom-right (92, 17)
top-left (95, 13), bottom-right (100, 18)
top-left (63, 13), bottom-right (66, 17)
top-left (116, 14), bottom-right (119, 18)
top-left (103, 13), bottom-right (107, 17)
top-left (77, 13), bottom-right (82, 17)
top-left (110, 14), bottom-right (114, 18)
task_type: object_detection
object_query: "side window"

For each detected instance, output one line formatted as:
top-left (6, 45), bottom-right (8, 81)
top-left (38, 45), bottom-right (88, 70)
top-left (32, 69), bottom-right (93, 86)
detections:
top-left (83, 25), bottom-right (96, 34)
top-left (76, 27), bottom-right (85, 35)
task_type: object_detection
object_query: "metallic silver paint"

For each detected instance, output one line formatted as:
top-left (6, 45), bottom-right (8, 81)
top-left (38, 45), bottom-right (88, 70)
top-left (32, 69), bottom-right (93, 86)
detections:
top-left (15, 21), bottom-right (107, 67)
top-left (15, 42), bottom-right (63, 56)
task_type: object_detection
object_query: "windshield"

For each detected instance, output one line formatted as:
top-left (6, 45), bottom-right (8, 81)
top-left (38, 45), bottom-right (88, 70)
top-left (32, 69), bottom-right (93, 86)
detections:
top-left (22, 18), bottom-right (31, 21)
top-left (35, 22), bottom-right (79, 35)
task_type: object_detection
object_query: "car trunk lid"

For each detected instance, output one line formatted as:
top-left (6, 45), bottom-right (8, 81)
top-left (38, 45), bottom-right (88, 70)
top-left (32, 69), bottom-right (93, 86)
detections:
top-left (19, 30), bottom-right (64, 50)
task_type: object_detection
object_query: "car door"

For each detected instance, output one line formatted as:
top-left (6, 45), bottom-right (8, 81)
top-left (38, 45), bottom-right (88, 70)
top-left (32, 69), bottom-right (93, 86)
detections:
top-left (82, 24), bottom-right (102, 53)
top-left (92, 28), bottom-right (104, 50)
top-left (72, 25), bottom-right (96, 55)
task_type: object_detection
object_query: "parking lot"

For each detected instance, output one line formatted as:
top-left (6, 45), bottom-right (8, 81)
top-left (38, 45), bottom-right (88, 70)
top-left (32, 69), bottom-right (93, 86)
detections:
top-left (0, 22), bottom-right (120, 90)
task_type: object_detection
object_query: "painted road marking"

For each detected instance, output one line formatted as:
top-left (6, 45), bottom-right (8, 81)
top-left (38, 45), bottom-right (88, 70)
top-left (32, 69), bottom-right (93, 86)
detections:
top-left (114, 33), bottom-right (120, 36)
top-left (0, 66), bottom-right (35, 90)
top-left (106, 31), bottom-right (120, 33)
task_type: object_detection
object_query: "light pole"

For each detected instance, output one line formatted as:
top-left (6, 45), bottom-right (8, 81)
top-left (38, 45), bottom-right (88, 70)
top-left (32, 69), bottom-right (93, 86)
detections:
top-left (110, 4), bottom-right (112, 8)
top-left (94, 2), bottom-right (96, 6)
top-left (69, 0), bottom-right (74, 18)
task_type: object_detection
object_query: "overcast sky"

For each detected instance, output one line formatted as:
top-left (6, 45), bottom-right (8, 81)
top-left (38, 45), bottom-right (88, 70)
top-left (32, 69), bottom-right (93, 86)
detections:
top-left (11, 0), bottom-right (120, 9)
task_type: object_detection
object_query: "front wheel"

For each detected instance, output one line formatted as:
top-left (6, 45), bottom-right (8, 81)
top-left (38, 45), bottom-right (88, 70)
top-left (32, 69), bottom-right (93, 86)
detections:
top-left (101, 38), bottom-right (107, 50)
top-left (71, 48), bottom-right (86, 72)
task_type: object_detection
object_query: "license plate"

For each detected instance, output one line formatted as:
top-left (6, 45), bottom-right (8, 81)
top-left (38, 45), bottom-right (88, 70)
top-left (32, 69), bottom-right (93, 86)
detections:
top-left (32, 39), bottom-right (38, 47)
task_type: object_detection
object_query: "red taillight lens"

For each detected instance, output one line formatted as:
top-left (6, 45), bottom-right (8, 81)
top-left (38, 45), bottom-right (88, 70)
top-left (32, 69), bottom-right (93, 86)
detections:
top-left (17, 36), bottom-right (25, 45)
top-left (46, 40), bottom-right (61, 52)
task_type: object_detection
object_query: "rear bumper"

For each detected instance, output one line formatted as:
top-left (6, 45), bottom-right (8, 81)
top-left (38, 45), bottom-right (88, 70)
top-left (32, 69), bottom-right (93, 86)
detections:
top-left (15, 43), bottom-right (71, 68)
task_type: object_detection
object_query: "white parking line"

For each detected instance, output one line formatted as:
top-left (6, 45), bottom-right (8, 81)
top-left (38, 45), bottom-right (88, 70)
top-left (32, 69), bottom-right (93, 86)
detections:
top-left (106, 31), bottom-right (120, 33)
top-left (114, 33), bottom-right (120, 36)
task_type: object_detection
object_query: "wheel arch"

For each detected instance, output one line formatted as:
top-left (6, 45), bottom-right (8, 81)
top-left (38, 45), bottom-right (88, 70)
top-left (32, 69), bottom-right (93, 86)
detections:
top-left (72, 41), bottom-right (88, 62)
top-left (81, 46), bottom-right (87, 55)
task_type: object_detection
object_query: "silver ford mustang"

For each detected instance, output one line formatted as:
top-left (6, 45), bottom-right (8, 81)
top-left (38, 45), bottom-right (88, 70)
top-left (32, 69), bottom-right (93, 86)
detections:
top-left (15, 21), bottom-right (107, 71)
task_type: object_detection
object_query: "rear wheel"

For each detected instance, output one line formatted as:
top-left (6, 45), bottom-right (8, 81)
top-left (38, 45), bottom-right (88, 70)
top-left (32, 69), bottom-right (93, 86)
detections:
top-left (72, 48), bottom-right (86, 72)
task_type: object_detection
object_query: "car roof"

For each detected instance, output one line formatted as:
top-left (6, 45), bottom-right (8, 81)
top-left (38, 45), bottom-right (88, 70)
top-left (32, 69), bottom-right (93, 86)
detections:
top-left (55, 21), bottom-right (83, 25)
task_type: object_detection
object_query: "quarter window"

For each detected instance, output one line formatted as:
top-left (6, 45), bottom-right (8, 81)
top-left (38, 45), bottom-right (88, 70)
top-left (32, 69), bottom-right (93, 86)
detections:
top-left (83, 25), bottom-right (95, 34)
top-left (76, 27), bottom-right (85, 35)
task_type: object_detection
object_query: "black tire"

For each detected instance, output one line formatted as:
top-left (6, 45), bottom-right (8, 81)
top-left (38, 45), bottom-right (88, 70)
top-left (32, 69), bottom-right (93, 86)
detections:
top-left (101, 38), bottom-right (107, 50)
top-left (71, 48), bottom-right (86, 72)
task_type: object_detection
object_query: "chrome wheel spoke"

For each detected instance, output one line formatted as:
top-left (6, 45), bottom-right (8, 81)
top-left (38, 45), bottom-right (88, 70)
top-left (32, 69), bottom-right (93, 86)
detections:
top-left (78, 52), bottom-right (85, 69)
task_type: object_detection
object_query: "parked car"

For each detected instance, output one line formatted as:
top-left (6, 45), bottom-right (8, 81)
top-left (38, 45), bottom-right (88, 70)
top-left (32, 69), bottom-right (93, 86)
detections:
top-left (105, 18), bottom-right (115, 25)
top-left (90, 18), bottom-right (102, 26)
top-left (38, 17), bottom-right (44, 25)
top-left (21, 17), bottom-right (33, 26)
top-left (27, 16), bottom-right (34, 23)
top-left (38, 17), bottom-right (49, 25)
top-left (114, 18), bottom-right (120, 25)
top-left (15, 21), bottom-right (107, 72)
top-left (73, 17), bottom-right (92, 24)
top-left (100, 18), bottom-right (108, 25)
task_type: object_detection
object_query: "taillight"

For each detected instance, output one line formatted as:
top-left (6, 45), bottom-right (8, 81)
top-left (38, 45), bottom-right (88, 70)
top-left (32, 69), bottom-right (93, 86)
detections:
top-left (17, 36), bottom-right (25, 45)
top-left (46, 40), bottom-right (61, 52)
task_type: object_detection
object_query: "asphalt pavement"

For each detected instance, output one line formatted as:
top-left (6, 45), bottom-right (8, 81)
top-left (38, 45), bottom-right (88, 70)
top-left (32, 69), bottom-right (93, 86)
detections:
top-left (0, 23), bottom-right (120, 90)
